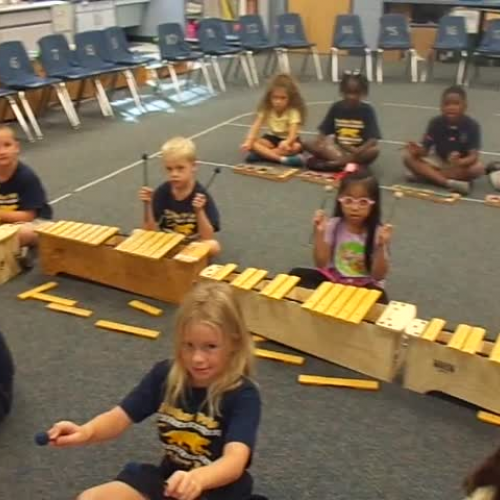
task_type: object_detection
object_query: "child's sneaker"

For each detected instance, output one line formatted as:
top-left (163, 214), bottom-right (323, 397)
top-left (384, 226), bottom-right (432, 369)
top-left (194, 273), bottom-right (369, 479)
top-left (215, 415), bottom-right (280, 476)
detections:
top-left (486, 162), bottom-right (500, 190)
top-left (446, 179), bottom-right (470, 195)
top-left (245, 152), bottom-right (263, 163)
top-left (281, 154), bottom-right (304, 167)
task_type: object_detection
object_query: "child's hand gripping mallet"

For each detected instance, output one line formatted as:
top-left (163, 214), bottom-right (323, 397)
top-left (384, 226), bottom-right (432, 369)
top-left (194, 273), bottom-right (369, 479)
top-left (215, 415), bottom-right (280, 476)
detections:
top-left (309, 184), bottom-right (334, 244)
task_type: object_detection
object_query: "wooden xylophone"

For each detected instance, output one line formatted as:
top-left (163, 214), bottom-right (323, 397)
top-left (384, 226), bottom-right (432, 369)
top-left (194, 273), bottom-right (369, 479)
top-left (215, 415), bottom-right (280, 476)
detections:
top-left (199, 263), bottom-right (411, 381)
top-left (403, 320), bottom-right (500, 414)
top-left (0, 224), bottom-right (21, 285)
top-left (390, 184), bottom-right (461, 204)
top-left (234, 164), bottom-right (299, 182)
top-left (37, 221), bottom-right (212, 304)
top-left (297, 170), bottom-right (341, 186)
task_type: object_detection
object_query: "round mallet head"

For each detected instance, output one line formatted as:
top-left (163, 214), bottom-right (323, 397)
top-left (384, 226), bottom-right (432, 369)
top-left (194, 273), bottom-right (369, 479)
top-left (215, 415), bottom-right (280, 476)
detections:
top-left (141, 153), bottom-right (149, 162)
top-left (35, 431), bottom-right (50, 446)
top-left (204, 167), bottom-right (222, 191)
top-left (394, 191), bottom-right (404, 200)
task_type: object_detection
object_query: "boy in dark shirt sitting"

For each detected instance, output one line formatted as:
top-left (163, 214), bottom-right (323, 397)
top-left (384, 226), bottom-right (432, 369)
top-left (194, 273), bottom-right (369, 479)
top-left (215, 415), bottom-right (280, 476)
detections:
top-left (0, 125), bottom-right (52, 267)
top-left (139, 137), bottom-right (221, 256)
top-left (403, 85), bottom-right (499, 195)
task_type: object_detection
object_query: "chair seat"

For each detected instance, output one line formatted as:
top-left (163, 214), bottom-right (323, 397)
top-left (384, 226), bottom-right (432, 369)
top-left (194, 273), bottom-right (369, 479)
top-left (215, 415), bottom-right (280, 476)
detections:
top-left (279, 41), bottom-right (315, 49)
top-left (475, 47), bottom-right (500, 56)
top-left (49, 67), bottom-right (102, 80)
top-left (203, 47), bottom-right (241, 56)
top-left (242, 42), bottom-right (277, 51)
top-left (0, 88), bottom-right (16, 98)
top-left (163, 52), bottom-right (205, 62)
top-left (379, 43), bottom-right (412, 50)
top-left (434, 43), bottom-right (468, 51)
top-left (3, 75), bottom-right (61, 89)
top-left (334, 42), bottom-right (367, 50)
top-left (80, 61), bottom-right (123, 73)
top-left (110, 53), bottom-right (157, 66)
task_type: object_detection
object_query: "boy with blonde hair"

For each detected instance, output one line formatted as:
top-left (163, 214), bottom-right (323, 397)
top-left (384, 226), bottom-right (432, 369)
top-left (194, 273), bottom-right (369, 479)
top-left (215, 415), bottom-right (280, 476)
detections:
top-left (139, 137), bottom-right (221, 255)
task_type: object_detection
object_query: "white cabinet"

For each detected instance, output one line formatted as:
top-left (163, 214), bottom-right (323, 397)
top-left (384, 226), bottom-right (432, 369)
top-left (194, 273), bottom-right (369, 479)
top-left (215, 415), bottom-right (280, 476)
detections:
top-left (75, 0), bottom-right (117, 32)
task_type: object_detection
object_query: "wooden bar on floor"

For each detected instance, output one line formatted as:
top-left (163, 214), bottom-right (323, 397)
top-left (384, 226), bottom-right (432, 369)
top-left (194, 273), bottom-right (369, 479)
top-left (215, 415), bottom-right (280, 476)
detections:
top-left (46, 303), bottom-right (93, 318)
top-left (18, 282), bottom-right (58, 300)
top-left (298, 374), bottom-right (380, 391)
top-left (95, 320), bottom-right (160, 340)
top-left (128, 300), bottom-right (163, 317)
top-left (255, 348), bottom-right (305, 365)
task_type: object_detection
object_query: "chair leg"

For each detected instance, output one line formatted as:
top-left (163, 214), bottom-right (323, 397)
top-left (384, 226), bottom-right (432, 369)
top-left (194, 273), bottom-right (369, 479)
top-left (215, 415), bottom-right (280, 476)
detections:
top-left (364, 48), bottom-right (373, 83)
top-left (269, 50), bottom-right (279, 75)
top-left (238, 53), bottom-right (254, 88)
top-left (421, 50), bottom-right (434, 83)
top-left (211, 56), bottom-right (226, 92)
top-left (56, 83), bottom-right (81, 128)
top-left (409, 49), bottom-right (418, 83)
top-left (300, 51), bottom-right (310, 77)
top-left (200, 59), bottom-right (215, 94)
top-left (6, 95), bottom-right (34, 143)
top-left (376, 49), bottom-right (383, 83)
top-left (457, 51), bottom-right (467, 86)
top-left (18, 91), bottom-right (42, 140)
top-left (331, 48), bottom-right (339, 82)
top-left (167, 63), bottom-right (183, 101)
top-left (75, 79), bottom-right (87, 111)
top-left (94, 78), bottom-right (114, 117)
top-left (278, 49), bottom-right (291, 74)
top-left (247, 51), bottom-right (259, 86)
top-left (262, 51), bottom-right (273, 77)
top-left (123, 69), bottom-right (143, 110)
top-left (224, 56), bottom-right (235, 81)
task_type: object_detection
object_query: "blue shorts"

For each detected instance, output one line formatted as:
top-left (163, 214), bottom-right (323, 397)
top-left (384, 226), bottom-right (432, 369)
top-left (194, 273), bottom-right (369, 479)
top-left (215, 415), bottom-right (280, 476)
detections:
top-left (116, 462), bottom-right (254, 500)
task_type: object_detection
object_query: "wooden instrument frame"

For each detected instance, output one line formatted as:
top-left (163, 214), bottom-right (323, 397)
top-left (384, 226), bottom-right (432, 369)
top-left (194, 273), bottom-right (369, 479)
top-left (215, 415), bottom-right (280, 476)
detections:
top-left (0, 224), bottom-right (21, 285)
top-left (297, 170), bottom-right (341, 186)
top-left (37, 222), bottom-right (210, 304)
top-left (234, 164), bottom-right (299, 182)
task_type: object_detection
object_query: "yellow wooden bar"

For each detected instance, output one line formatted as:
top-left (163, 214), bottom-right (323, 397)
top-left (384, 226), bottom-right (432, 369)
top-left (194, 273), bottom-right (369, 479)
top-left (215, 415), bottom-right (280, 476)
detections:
top-left (173, 242), bottom-right (211, 263)
top-left (421, 318), bottom-right (446, 342)
top-left (269, 275), bottom-right (301, 300)
top-left (238, 269), bottom-right (268, 290)
top-left (301, 282), bottom-right (333, 310)
top-left (477, 410), bottom-right (500, 426)
top-left (312, 283), bottom-right (344, 315)
top-left (461, 327), bottom-right (486, 354)
top-left (86, 226), bottom-right (119, 246)
top-left (72, 224), bottom-right (103, 243)
top-left (32, 293), bottom-right (77, 306)
top-left (255, 348), bottom-right (305, 365)
top-left (448, 324), bottom-right (472, 350)
top-left (50, 221), bottom-right (76, 236)
top-left (64, 223), bottom-right (94, 241)
top-left (298, 374), bottom-right (380, 391)
top-left (18, 282), bottom-right (58, 300)
top-left (260, 274), bottom-right (290, 297)
top-left (231, 268), bottom-right (258, 288)
top-left (347, 289), bottom-right (382, 324)
top-left (37, 220), bottom-right (67, 235)
top-left (326, 285), bottom-right (357, 318)
top-left (211, 263), bottom-right (238, 281)
top-left (128, 300), bottom-right (163, 317)
top-left (149, 233), bottom-right (185, 259)
top-left (336, 287), bottom-right (369, 322)
top-left (489, 334), bottom-right (500, 363)
top-left (115, 231), bottom-right (146, 252)
top-left (252, 335), bottom-right (266, 342)
top-left (59, 222), bottom-right (86, 239)
top-left (95, 320), bottom-right (160, 340)
top-left (140, 233), bottom-right (176, 257)
top-left (47, 303), bottom-right (93, 318)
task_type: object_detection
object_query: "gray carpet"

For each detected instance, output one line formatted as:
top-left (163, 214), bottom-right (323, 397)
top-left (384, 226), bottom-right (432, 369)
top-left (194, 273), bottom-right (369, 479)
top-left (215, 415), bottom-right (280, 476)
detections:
top-left (0, 56), bottom-right (499, 500)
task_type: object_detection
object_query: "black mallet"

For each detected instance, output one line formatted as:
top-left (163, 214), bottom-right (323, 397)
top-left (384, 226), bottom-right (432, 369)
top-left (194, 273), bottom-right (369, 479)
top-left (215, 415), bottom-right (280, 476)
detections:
top-left (204, 167), bottom-right (222, 191)
top-left (309, 184), bottom-right (335, 244)
top-left (34, 431), bottom-right (50, 446)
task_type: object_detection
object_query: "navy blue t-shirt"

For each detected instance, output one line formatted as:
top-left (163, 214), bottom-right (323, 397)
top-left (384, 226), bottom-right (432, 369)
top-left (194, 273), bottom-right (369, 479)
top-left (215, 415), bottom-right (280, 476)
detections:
top-left (120, 361), bottom-right (261, 470)
top-left (0, 331), bottom-right (14, 421)
top-left (422, 115), bottom-right (481, 161)
top-left (319, 101), bottom-right (382, 148)
top-left (0, 162), bottom-right (52, 219)
top-left (152, 181), bottom-right (220, 239)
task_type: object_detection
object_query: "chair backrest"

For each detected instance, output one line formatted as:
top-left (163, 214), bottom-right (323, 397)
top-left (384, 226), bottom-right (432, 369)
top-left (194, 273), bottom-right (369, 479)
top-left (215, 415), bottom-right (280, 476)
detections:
top-left (103, 26), bottom-right (131, 62)
top-left (378, 14), bottom-right (412, 49)
top-left (157, 23), bottom-right (190, 59)
top-left (276, 13), bottom-right (308, 45)
top-left (38, 34), bottom-right (76, 76)
top-left (74, 30), bottom-right (109, 68)
top-left (198, 18), bottom-right (228, 52)
top-left (434, 16), bottom-right (468, 50)
top-left (333, 14), bottom-right (366, 49)
top-left (479, 19), bottom-right (500, 53)
top-left (239, 14), bottom-right (269, 45)
top-left (0, 41), bottom-right (35, 84)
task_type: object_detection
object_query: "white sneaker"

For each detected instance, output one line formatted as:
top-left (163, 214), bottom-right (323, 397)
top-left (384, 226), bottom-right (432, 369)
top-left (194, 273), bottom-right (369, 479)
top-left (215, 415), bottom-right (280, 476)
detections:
top-left (447, 179), bottom-right (470, 195)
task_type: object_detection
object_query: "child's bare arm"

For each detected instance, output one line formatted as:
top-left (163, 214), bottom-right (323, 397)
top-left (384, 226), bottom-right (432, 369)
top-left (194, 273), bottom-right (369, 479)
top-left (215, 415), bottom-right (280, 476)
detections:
top-left (312, 211), bottom-right (331, 268)
top-left (0, 209), bottom-right (36, 223)
top-left (242, 115), bottom-right (265, 150)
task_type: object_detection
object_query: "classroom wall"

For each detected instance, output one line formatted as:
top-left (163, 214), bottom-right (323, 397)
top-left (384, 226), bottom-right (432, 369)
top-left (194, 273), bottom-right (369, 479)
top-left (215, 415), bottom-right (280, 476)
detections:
top-left (288, 0), bottom-right (352, 52)
top-left (352, 0), bottom-right (384, 49)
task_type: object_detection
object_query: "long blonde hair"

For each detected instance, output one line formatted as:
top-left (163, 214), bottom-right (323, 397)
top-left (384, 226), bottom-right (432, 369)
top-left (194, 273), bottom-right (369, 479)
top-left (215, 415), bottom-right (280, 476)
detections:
top-left (258, 73), bottom-right (306, 123)
top-left (165, 281), bottom-right (254, 416)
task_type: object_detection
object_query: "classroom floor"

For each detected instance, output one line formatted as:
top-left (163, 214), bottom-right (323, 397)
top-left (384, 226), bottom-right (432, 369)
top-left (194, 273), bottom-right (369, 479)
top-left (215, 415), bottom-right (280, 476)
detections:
top-left (0, 56), bottom-right (499, 500)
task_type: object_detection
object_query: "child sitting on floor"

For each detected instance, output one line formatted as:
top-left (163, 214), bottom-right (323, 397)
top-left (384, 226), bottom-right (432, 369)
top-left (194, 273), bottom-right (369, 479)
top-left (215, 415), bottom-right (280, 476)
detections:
top-left (304, 72), bottom-right (381, 172)
top-left (403, 85), bottom-right (500, 195)
top-left (290, 171), bottom-right (391, 303)
top-left (139, 137), bottom-right (221, 256)
top-left (241, 73), bottom-right (306, 167)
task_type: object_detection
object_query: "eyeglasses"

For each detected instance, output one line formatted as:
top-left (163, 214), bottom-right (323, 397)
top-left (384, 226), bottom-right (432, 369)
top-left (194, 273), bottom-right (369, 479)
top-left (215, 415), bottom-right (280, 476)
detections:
top-left (338, 196), bottom-right (375, 208)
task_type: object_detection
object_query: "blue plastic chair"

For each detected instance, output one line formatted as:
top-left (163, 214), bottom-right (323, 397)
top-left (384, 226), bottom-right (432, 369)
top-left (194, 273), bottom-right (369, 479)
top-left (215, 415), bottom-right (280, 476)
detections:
top-left (75, 30), bottom-right (143, 111)
top-left (276, 13), bottom-right (323, 80)
top-left (197, 18), bottom-right (253, 90)
top-left (422, 16), bottom-right (469, 84)
top-left (156, 22), bottom-right (214, 99)
top-left (0, 41), bottom-right (79, 139)
top-left (468, 19), bottom-right (500, 87)
top-left (103, 27), bottom-right (156, 66)
top-left (331, 15), bottom-right (372, 82)
top-left (376, 14), bottom-right (418, 83)
top-left (39, 34), bottom-right (114, 119)
top-left (239, 14), bottom-right (279, 85)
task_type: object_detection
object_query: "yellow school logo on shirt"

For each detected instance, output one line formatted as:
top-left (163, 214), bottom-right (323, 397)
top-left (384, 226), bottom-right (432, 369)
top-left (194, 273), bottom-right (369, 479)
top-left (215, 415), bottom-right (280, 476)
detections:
top-left (337, 127), bottom-right (360, 139)
top-left (163, 430), bottom-right (212, 456)
top-left (0, 193), bottom-right (19, 212)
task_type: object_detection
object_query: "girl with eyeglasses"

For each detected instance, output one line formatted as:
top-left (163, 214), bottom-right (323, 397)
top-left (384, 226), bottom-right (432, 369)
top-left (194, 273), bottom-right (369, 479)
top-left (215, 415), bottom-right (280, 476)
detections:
top-left (290, 171), bottom-right (391, 303)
